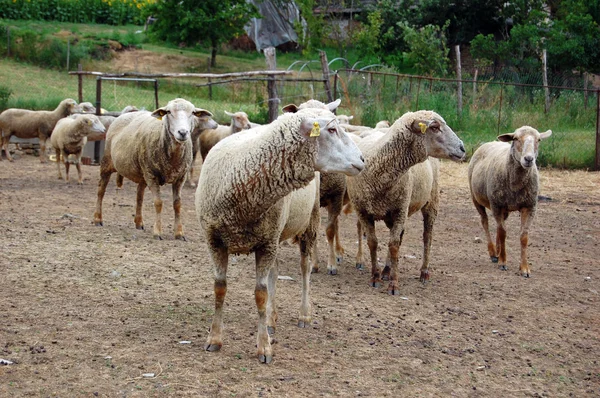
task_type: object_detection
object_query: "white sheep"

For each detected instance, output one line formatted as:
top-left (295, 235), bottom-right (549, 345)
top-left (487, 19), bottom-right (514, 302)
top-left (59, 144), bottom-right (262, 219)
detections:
top-left (195, 109), bottom-right (364, 364)
top-left (198, 111), bottom-right (251, 161)
top-left (282, 98), bottom-right (350, 275)
top-left (346, 110), bottom-right (466, 295)
top-left (468, 126), bottom-right (552, 277)
top-left (72, 105), bottom-right (139, 142)
top-left (50, 114), bottom-right (106, 184)
top-left (336, 114), bottom-right (354, 124)
top-left (0, 98), bottom-right (80, 162)
top-left (93, 98), bottom-right (213, 240)
top-left (187, 115), bottom-right (219, 188)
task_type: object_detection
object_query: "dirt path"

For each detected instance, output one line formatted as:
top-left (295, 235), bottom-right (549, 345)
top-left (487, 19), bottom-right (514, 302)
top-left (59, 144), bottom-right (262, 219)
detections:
top-left (1, 156), bottom-right (599, 397)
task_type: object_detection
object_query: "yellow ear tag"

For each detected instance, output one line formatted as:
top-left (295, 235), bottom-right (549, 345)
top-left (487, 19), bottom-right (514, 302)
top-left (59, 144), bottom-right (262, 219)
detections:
top-left (157, 116), bottom-right (163, 121)
top-left (310, 121), bottom-right (321, 137)
top-left (418, 122), bottom-right (427, 134)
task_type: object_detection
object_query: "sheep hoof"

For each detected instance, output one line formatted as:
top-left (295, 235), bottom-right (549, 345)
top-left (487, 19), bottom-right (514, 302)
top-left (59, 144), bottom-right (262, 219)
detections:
top-left (420, 270), bottom-right (430, 283)
top-left (388, 288), bottom-right (399, 295)
top-left (327, 268), bottom-right (338, 276)
top-left (370, 280), bottom-right (382, 288)
top-left (175, 235), bottom-right (187, 241)
top-left (297, 320), bottom-right (310, 328)
top-left (94, 221), bottom-right (103, 227)
top-left (154, 235), bottom-right (163, 241)
top-left (491, 256), bottom-right (499, 263)
top-left (499, 265), bottom-right (508, 271)
top-left (204, 343), bottom-right (221, 352)
top-left (381, 266), bottom-right (391, 281)
top-left (356, 262), bottom-right (364, 270)
top-left (136, 225), bottom-right (144, 230)
top-left (522, 271), bottom-right (530, 278)
top-left (267, 326), bottom-right (276, 335)
top-left (258, 354), bottom-right (273, 364)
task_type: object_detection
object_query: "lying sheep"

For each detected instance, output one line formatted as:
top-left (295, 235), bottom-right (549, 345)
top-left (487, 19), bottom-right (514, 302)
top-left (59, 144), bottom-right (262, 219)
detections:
top-left (94, 98), bottom-right (213, 240)
top-left (187, 115), bottom-right (218, 187)
top-left (0, 98), bottom-right (80, 162)
top-left (195, 109), bottom-right (364, 364)
top-left (346, 110), bottom-right (466, 295)
top-left (282, 98), bottom-right (349, 275)
top-left (50, 114), bottom-right (106, 184)
top-left (468, 126), bottom-right (552, 277)
top-left (199, 111), bottom-right (251, 161)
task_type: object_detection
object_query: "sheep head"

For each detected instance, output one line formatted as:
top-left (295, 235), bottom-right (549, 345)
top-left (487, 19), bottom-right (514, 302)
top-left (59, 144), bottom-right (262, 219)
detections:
top-left (298, 115), bottom-right (365, 176)
top-left (151, 98), bottom-right (211, 142)
top-left (407, 111), bottom-right (466, 162)
top-left (282, 98), bottom-right (342, 114)
top-left (224, 111), bottom-right (251, 131)
top-left (498, 126), bottom-right (552, 169)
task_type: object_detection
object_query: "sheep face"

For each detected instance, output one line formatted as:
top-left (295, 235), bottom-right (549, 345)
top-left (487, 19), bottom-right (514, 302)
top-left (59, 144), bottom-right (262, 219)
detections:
top-left (302, 117), bottom-right (365, 176)
top-left (336, 114), bottom-right (354, 125)
top-left (80, 102), bottom-right (96, 113)
top-left (151, 99), bottom-right (211, 143)
top-left (224, 111), bottom-right (251, 131)
top-left (498, 126), bottom-right (552, 169)
top-left (194, 114), bottom-right (218, 132)
top-left (83, 115), bottom-right (106, 137)
top-left (411, 115), bottom-right (465, 161)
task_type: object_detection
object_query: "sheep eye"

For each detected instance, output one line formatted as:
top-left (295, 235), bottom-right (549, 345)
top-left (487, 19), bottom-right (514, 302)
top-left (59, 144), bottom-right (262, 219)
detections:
top-left (328, 127), bottom-right (337, 134)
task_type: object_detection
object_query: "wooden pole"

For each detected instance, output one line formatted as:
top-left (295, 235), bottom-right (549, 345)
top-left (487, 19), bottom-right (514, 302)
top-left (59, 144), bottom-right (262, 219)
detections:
top-left (333, 72), bottom-right (338, 100)
top-left (319, 50), bottom-right (334, 103)
top-left (264, 47), bottom-right (279, 122)
top-left (542, 49), bottom-right (550, 113)
top-left (584, 72), bottom-right (589, 109)
top-left (94, 77), bottom-right (102, 164)
top-left (497, 84), bottom-right (504, 135)
top-left (66, 39), bottom-right (70, 71)
top-left (154, 79), bottom-right (159, 109)
top-left (77, 64), bottom-right (83, 104)
top-left (207, 58), bottom-right (212, 100)
top-left (455, 45), bottom-right (463, 116)
top-left (473, 68), bottom-right (478, 102)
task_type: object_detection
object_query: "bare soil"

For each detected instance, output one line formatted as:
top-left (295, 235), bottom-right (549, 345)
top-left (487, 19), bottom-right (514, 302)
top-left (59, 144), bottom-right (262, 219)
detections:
top-left (1, 155), bottom-right (599, 397)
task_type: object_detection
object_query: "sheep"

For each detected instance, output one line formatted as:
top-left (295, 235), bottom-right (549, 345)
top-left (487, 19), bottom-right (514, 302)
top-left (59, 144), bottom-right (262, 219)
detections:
top-left (198, 111), bottom-right (251, 161)
top-left (72, 105), bottom-right (140, 141)
top-left (50, 114), bottom-right (106, 184)
top-left (0, 98), bottom-right (80, 162)
top-left (336, 114), bottom-right (354, 124)
top-left (282, 98), bottom-right (349, 275)
top-left (195, 109), bottom-right (365, 364)
top-left (93, 98), bottom-right (213, 240)
top-left (468, 126), bottom-right (552, 277)
top-left (187, 115), bottom-right (219, 187)
top-left (346, 110), bottom-right (466, 295)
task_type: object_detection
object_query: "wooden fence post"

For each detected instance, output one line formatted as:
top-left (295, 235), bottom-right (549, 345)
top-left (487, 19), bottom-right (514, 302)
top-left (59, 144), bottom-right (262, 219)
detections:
top-left (94, 77), bottom-right (102, 164)
top-left (154, 79), bottom-right (159, 109)
top-left (319, 50), bottom-right (334, 103)
top-left (207, 58), bottom-right (212, 100)
top-left (542, 49), bottom-right (550, 113)
top-left (455, 45), bottom-right (463, 116)
top-left (77, 64), bottom-right (83, 104)
top-left (584, 72), bottom-right (589, 109)
top-left (596, 90), bottom-right (600, 170)
top-left (264, 47), bottom-right (279, 122)
top-left (473, 68), bottom-right (478, 102)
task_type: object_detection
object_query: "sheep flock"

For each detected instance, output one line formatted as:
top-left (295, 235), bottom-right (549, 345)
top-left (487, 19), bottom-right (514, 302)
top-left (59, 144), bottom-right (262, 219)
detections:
top-left (0, 96), bottom-right (556, 365)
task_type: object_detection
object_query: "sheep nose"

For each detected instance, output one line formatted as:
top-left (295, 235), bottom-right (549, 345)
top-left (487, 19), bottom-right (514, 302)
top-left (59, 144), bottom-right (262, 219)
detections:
top-left (178, 129), bottom-right (189, 139)
top-left (524, 155), bottom-right (534, 163)
top-left (360, 155), bottom-right (365, 162)
top-left (459, 144), bottom-right (466, 153)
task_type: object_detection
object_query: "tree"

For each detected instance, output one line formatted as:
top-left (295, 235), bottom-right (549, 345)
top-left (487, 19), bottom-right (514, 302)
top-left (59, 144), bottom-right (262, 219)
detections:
top-left (400, 21), bottom-right (450, 76)
top-left (146, 0), bottom-right (259, 67)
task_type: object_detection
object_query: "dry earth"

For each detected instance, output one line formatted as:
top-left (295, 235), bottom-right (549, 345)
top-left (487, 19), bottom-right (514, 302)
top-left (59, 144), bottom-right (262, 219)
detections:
top-left (0, 154), bottom-right (599, 397)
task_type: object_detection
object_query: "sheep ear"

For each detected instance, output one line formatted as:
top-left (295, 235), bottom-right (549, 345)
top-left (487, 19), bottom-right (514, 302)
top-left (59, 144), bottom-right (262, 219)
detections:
top-left (348, 115), bottom-right (354, 121)
top-left (151, 108), bottom-right (168, 120)
top-left (194, 109), bottom-right (213, 118)
top-left (299, 118), bottom-right (320, 139)
top-left (539, 130), bottom-right (552, 140)
top-left (497, 133), bottom-right (515, 142)
top-left (411, 120), bottom-right (429, 134)
top-left (282, 104), bottom-right (299, 113)
top-left (326, 99), bottom-right (342, 112)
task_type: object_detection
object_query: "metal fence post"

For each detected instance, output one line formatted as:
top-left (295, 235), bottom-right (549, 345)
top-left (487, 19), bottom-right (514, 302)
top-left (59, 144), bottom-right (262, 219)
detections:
top-left (94, 77), bottom-right (102, 164)
top-left (154, 79), bottom-right (159, 109)
top-left (77, 64), bottom-right (83, 104)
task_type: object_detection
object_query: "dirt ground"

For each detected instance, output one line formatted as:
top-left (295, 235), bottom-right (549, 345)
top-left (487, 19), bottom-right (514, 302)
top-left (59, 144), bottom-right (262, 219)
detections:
top-left (0, 154), bottom-right (599, 398)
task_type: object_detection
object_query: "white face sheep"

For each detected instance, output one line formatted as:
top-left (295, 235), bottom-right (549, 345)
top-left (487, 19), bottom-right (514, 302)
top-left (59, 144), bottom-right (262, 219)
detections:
top-left (0, 98), bottom-right (80, 162)
top-left (93, 98), bottom-right (213, 240)
top-left (468, 126), bottom-right (552, 277)
top-left (51, 114), bottom-right (106, 184)
top-left (195, 110), bottom-right (364, 364)
top-left (198, 110), bottom-right (252, 161)
top-left (282, 98), bottom-right (350, 275)
top-left (346, 110), bottom-right (466, 295)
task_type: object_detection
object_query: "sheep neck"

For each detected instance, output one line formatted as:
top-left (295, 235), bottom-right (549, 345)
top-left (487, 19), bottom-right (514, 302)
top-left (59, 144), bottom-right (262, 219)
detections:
top-left (222, 127), bottom-right (316, 223)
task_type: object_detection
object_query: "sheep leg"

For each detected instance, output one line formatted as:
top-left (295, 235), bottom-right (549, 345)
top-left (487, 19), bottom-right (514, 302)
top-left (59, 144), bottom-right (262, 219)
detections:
top-left (474, 201), bottom-right (497, 262)
top-left (93, 169), bottom-right (114, 226)
top-left (266, 260), bottom-right (278, 335)
top-left (310, 236), bottom-right (319, 273)
top-left (355, 219), bottom-right (365, 270)
top-left (205, 246), bottom-right (228, 353)
top-left (55, 148), bottom-right (63, 180)
top-left (134, 181), bottom-right (147, 230)
top-left (255, 245), bottom-right (277, 364)
top-left (75, 157), bottom-right (83, 185)
top-left (2, 134), bottom-right (13, 161)
top-left (172, 180), bottom-right (186, 240)
top-left (493, 210), bottom-right (508, 271)
top-left (420, 205), bottom-right (438, 283)
top-left (38, 134), bottom-right (48, 163)
top-left (518, 207), bottom-right (535, 278)
top-left (325, 207), bottom-right (340, 275)
top-left (116, 174), bottom-right (124, 191)
top-left (363, 219), bottom-right (382, 288)
top-left (64, 152), bottom-right (71, 183)
top-left (298, 239), bottom-right (313, 328)
top-left (147, 184), bottom-right (163, 240)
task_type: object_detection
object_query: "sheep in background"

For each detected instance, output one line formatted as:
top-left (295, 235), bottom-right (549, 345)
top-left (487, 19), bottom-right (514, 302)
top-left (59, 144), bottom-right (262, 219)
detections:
top-left (0, 98), bottom-right (80, 162)
top-left (94, 98), bottom-right (213, 240)
top-left (72, 105), bottom-right (140, 141)
top-left (468, 126), bottom-right (552, 277)
top-left (50, 114), bottom-right (105, 184)
top-left (196, 109), bottom-right (364, 363)
top-left (282, 98), bottom-right (350, 275)
top-left (337, 114), bottom-right (354, 124)
top-left (187, 114), bottom-right (218, 188)
top-left (346, 110), bottom-right (466, 295)
top-left (199, 111), bottom-right (251, 161)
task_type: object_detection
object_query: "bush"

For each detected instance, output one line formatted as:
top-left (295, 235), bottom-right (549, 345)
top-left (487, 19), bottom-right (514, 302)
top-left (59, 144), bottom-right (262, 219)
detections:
top-left (0, 85), bottom-right (12, 111)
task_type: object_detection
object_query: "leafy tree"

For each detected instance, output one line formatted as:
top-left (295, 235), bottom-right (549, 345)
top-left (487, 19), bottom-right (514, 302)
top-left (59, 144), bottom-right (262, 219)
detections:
top-left (146, 0), bottom-right (258, 67)
top-left (352, 9), bottom-right (384, 64)
top-left (400, 21), bottom-right (450, 76)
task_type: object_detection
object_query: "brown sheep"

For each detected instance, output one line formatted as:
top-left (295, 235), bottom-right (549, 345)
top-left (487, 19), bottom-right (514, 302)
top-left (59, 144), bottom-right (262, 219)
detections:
top-left (0, 98), bottom-right (80, 162)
